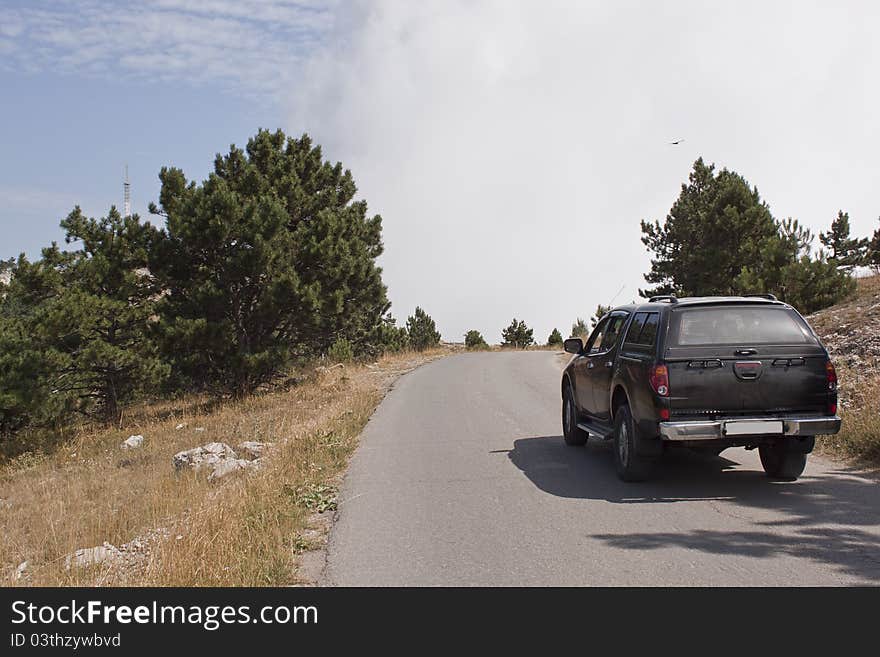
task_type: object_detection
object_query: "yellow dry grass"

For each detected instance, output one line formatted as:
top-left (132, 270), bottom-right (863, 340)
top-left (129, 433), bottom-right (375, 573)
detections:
top-left (817, 363), bottom-right (880, 468)
top-left (807, 274), bottom-right (880, 468)
top-left (1, 349), bottom-right (447, 586)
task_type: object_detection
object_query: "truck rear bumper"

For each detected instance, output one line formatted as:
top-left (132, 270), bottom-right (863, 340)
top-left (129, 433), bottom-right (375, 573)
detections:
top-left (659, 415), bottom-right (841, 441)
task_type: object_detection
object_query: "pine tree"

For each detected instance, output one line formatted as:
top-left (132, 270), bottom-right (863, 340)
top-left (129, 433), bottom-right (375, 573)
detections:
top-left (1, 207), bottom-right (167, 425)
top-left (501, 318), bottom-right (534, 349)
top-left (864, 217), bottom-right (880, 272)
top-left (819, 211), bottom-right (868, 271)
top-left (570, 318), bottom-right (588, 338)
top-left (590, 304), bottom-right (611, 328)
top-left (368, 314), bottom-right (410, 354)
top-left (547, 328), bottom-right (563, 346)
top-left (148, 129), bottom-right (389, 394)
top-left (406, 307), bottom-right (441, 351)
top-left (641, 158), bottom-right (854, 312)
top-left (640, 158), bottom-right (779, 297)
top-left (465, 329), bottom-right (488, 350)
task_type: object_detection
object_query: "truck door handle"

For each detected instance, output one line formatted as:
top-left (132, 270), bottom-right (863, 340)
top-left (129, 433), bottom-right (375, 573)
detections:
top-left (735, 349), bottom-right (758, 356)
top-left (587, 361), bottom-right (594, 369)
top-left (605, 361), bottom-right (613, 368)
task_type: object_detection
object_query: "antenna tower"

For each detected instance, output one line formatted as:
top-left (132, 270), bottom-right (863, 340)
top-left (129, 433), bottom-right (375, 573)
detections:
top-left (123, 164), bottom-right (131, 218)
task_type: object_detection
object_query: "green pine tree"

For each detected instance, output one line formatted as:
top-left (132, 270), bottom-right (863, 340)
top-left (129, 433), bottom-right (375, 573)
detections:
top-left (570, 318), bottom-right (588, 338)
top-left (148, 129), bottom-right (389, 394)
top-left (368, 314), bottom-right (410, 354)
top-left (547, 328), bottom-right (563, 346)
top-left (406, 307), bottom-right (441, 351)
top-left (819, 211), bottom-right (868, 271)
top-left (641, 158), bottom-right (854, 312)
top-left (465, 329), bottom-right (489, 350)
top-left (590, 304), bottom-right (611, 328)
top-left (501, 318), bottom-right (534, 349)
top-left (869, 217), bottom-right (880, 271)
top-left (1, 207), bottom-right (167, 426)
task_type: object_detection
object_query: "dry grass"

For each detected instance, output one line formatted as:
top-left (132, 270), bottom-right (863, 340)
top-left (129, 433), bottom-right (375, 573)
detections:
top-left (806, 273), bottom-right (880, 336)
top-left (1, 349), bottom-right (447, 586)
top-left (816, 363), bottom-right (880, 468)
top-left (806, 274), bottom-right (880, 469)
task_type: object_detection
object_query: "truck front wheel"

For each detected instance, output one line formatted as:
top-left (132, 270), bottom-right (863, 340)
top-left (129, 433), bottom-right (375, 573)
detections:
top-left (759, 441), bottom-right (807, 481)
top-left (562, 382), bottom-right (589, 446)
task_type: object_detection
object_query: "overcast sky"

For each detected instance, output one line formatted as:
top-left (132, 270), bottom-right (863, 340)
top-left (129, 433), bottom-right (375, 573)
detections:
top-left (2, 1), bottom-right (878, 343)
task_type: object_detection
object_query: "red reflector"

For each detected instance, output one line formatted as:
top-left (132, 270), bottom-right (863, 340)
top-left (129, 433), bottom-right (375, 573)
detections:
top-left (659, 408), bottom-right (670, 420)
top-left (650, 364), bottom-right (669, 397)
top-left (825, 360), bottom-right (837, 391)
top-left (828, 402), bottom-right (837, 416)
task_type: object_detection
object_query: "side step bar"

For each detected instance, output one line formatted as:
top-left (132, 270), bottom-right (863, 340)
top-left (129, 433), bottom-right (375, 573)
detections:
top-left (576, 421), bottom-right (613, 439)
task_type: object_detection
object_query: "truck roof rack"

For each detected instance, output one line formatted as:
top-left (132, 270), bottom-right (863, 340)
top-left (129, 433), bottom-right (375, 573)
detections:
top-left (744, 293), bottom-right (777, 301)
top-left (649, 294), bottom-right (679, 303)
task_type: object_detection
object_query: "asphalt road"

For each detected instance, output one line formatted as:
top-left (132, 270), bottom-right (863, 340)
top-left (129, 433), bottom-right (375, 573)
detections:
top-left (322, 351), bottom-right (880, 586)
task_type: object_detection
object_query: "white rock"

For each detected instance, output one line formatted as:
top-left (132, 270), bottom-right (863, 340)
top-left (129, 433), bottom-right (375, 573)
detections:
top-left (65, 542), bottom-right (122, 570)
top-left (194, 427), bottom-right (206, 433)
top-left (208, 459), bottom-right (253, 481)
top-left (175, 423), bottom-right (186, 430)
top-left (121, 434), bottom-right (144, 450)
top-left (12, 561), bottom-right (28, 580)
top-left (172, 442), bottom-right (237, 471)
top-left (237, 441), bottom-right (270, 460)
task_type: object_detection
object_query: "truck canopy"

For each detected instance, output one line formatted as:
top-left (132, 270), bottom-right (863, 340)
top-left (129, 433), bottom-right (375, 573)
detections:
top-left (663, 304), bottom-right (829, 418)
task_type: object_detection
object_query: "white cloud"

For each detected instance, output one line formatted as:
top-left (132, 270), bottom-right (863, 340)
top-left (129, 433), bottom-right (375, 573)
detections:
top-left (0, 0), bottom-right (337, 98)
top-left (288, 0), bottom-right (880, 343)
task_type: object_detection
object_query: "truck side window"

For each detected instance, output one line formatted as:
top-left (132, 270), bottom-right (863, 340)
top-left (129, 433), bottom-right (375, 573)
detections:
top-left (598, 315), bottom-right (627, 352)
top-left (625, 312), bottom-right (648, 344)
top-left (585, 318), bottom-right (608, 353)
top-left (636, 313), bottom-right (659, 346)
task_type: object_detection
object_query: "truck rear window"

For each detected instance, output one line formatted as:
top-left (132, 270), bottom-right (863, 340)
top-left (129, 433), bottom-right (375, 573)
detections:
top-left (671, 306), bottom-right (815, 346)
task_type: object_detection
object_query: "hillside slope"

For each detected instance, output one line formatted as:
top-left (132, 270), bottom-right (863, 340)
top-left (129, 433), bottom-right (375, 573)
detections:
top-left (807, 274), bottom-right (880, 372)
top-left (806, 274), bottom-right (880, 465)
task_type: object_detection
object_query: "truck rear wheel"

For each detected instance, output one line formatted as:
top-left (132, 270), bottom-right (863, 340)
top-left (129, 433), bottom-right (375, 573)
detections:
top-left (759, 441), bottom-right (807, 481)
top-left (613, 404), bottom-right (652, 482)
top-left (562, 382), bottom-right (589, 446)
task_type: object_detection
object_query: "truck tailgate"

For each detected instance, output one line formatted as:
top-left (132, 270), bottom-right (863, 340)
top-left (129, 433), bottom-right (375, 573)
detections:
top-left (664, 345), bottom-right (829, 417)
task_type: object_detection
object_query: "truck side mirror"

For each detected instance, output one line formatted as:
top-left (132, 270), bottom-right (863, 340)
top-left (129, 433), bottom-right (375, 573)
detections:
top-left (564, 338), bottom-right (583, 354)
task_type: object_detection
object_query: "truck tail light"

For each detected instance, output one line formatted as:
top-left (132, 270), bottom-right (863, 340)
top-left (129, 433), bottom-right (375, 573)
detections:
top-left (825, 359), bottom-right (837, 391)
top-left (650, 364), bottom-right (669, 397)
top-left (828, 401), bottom-right (837, 416)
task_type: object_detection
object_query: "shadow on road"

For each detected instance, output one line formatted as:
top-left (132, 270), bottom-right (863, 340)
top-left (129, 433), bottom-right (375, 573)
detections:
top-left (505, 435), bottom-right (880, 582)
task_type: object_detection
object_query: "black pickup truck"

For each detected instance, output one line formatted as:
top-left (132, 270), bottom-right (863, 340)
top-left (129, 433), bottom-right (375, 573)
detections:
top-left (561, 295), bottom-right (841, 482)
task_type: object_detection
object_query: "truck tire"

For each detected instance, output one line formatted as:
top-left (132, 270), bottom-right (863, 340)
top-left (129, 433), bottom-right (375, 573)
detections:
top-left (613, 404), bottom-right (652, 482)
top-left (759, 441), bottom-right (808, 481)
top-left (562, 381), bottom-right (589, 446)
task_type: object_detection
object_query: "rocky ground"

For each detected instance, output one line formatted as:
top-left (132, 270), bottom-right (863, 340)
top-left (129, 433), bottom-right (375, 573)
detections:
top-left (807, 274), bottom-right (880, 367)
top-left (806, 274), bottom-right (880, 407)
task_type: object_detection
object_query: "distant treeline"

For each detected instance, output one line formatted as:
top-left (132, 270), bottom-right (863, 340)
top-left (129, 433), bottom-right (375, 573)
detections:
top-left (0, 129), bottom-right (441, 446)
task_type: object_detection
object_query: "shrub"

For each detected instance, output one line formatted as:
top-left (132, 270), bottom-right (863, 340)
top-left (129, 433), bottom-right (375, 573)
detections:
top-left (327, 337), bottom-right (354, 363)
top-left (465, 330), bottom-right (488, 350)
top-left (406, 307), bottom-right (441, 351)
top-left (501, 318), bottom-right (534, 349)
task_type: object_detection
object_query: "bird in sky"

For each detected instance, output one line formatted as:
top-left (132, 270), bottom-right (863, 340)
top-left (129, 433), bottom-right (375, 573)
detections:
top-left (670, 138), bottom-right (684, 145)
